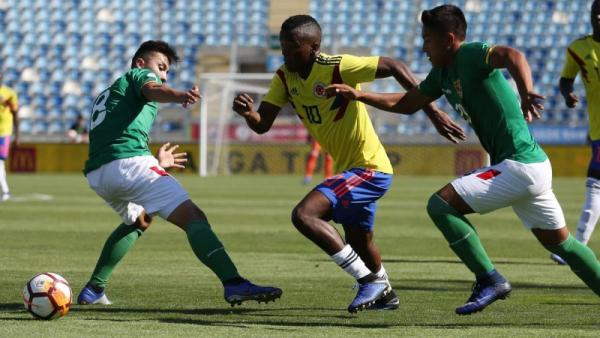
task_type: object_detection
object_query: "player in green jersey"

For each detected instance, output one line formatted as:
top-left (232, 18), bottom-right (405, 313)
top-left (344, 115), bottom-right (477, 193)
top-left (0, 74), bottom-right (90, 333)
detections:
top-left (78, 40), bottom-right (281, 307)
top-left (327, 5), bottom-right (600, 315)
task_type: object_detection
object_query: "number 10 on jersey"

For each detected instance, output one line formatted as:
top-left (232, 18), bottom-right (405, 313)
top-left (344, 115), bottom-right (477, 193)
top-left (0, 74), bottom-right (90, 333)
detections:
top-left (302, 105), bottom-right (322, 124)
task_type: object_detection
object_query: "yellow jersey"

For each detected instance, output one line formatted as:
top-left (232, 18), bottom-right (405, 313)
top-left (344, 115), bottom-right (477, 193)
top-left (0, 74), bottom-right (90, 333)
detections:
top-left (0, 85), bottom-right (18, 136)
top-left (263, 53), bottom-right (393, 174)
top-left (561, 35), bottom-right (600, 140)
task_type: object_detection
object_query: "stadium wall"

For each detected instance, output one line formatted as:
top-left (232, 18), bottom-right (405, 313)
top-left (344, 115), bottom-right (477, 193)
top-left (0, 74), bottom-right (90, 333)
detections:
top-left (7, 144), bottom-right (592, 177)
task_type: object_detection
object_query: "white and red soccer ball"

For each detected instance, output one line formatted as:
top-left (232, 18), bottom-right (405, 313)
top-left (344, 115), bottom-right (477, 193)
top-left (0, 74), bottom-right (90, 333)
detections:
top-left (22, 272), bottom-right (72, 320)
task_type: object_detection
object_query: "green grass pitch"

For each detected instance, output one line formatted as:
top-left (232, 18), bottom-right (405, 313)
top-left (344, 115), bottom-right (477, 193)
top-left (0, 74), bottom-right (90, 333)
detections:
top-left (0, 174), bottom-right (599, 337)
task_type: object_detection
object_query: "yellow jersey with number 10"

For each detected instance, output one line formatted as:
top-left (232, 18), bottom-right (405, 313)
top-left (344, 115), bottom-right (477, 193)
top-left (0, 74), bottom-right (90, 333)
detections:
top-left (262, 53), bottom-right (392, 174)
top-left (561, 35), bottom-right (600, 140)
top-left (0, 85), bottom-right (18, 136)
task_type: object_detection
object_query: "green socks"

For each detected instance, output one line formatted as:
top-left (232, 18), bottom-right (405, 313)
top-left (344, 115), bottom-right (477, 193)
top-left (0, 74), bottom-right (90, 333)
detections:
top-left (544, 234), bottom-right (600, 295)
top-left (185, 220), bottom-right (241, 283)
top-left (90, 223), bottom-right (143, 288)
top-left (427, 194), bottom-right (495, 277)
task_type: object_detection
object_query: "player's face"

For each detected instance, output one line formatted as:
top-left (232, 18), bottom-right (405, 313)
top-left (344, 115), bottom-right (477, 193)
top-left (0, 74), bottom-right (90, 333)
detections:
top-left (422, 26), bottom-right (451, 67)
top-left (280, 33), bottom-right (314, 73)
top-left (137, 52), bottom-right (171, 83)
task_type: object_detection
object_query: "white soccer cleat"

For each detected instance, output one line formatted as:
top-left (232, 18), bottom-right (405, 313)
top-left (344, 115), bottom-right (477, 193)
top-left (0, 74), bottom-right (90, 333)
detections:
top-left (1, 193), bottom-right (10, 201)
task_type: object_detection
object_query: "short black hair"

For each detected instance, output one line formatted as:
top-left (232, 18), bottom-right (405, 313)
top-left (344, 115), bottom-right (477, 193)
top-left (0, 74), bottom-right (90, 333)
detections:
top-left (131, 40), bottom-right (179, 68)
top-left (421, 4), bottom-right (467, 40)
top-left (281, 14), bottom-right (321, 36)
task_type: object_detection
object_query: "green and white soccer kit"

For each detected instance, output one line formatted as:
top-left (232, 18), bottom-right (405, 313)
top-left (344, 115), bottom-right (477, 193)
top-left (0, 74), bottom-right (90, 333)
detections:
top-left (85, 68), bottom-right (188, 224)
top-left (418, 42), bottom-right (564, 230)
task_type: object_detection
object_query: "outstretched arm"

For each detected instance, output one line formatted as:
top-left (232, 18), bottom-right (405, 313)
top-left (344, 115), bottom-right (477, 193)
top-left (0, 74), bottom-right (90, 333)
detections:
top-left (232, 93), bottom-right (280, 134)
top-left (559, 77), bottom-right (579, 108)
top-left (376, 57), bottom-right (465, 142)
top-left (326, 84), bottom-right (431, 114)
top-left (326, 84), bottom-right (465, 143)
top-left (488, 46), bottom-right (544, 122)
top-left (142, 83), bottom-right (200, 107)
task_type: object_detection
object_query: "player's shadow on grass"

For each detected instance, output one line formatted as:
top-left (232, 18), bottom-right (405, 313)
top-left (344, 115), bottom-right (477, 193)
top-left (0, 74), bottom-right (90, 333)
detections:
top-left (158, 317), bottom-right (396, 329)
top-left (379, 258), bottom-right (560, 266)
top-left (75, 306), bottom-right (348, 318)
top-left (0, 303), bottom-right (23, 311)
top-left (0, 302), bottom-right (31, 321)
top-left (397, 278), bottom-right (589, 292)
top-left (75, 307), bottom-right (380, 328)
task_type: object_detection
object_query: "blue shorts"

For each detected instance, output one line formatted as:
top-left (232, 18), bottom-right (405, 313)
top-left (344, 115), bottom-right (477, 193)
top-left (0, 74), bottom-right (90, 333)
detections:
top-left (315, 168), bottom-right (393, 231)
top-left (588, 140), bottom-right (600, 179)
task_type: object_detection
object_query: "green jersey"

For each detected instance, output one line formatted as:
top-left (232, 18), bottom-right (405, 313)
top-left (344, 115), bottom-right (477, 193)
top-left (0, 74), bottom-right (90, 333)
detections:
top-left (418, 42), bottom-right (547, 165)
top-left (84, 68), bottom-right (162, 174)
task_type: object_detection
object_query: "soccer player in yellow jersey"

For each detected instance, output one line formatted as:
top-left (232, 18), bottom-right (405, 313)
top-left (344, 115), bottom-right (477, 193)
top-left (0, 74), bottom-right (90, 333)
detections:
top-left (233, 15), bottom-right (464, 313)
top-left (0, 72), bottom-right (19, 202)
top-left (553, 0), bottom-right (600, 265)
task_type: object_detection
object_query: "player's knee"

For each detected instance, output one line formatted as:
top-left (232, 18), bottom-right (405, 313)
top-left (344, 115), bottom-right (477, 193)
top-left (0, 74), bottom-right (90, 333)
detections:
top-left (134, 213), bottom-right (153, 231)
top-left (426, 193), bottom-right (444, 218)
top-left (291, 205), bottom-right (310, 230)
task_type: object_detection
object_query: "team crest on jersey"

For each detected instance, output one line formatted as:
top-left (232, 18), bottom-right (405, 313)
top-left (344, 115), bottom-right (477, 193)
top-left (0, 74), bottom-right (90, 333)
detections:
top-left (453, 80), bottom-right (463, 99)
top-left (313, 81), bottom-right (327, 98)
top-left (290, 87), bottom-right (299, 96)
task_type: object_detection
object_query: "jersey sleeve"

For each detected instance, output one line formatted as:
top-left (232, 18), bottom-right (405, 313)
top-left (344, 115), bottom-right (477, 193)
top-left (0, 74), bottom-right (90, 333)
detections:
top-left (339, 54), bottom-right (379, 85)
top-left (560, 44), bottom-right (580, 79)
top-left (131, 68), bottom-right (162, 100)
top-left (417, 69), bottom-right (443, 100)
top-left (262, 71), bottom-right (289, 108)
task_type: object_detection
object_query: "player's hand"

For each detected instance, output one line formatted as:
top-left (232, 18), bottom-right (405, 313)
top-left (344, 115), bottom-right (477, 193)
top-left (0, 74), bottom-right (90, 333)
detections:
top-left (157, 142), bottom-right (187, 169)
top-left (232, 93), bottom-right (254, 116)
top-left (325, 84), bottom-right (361, 100)
top-left (563, 92), bottom-right (579, 108)
top-left (181, 86), bottom-right (200, 108)
top-left (520, 91), bottom-right (545, 123)
top-left (428, 110), bottom-right (466, 144)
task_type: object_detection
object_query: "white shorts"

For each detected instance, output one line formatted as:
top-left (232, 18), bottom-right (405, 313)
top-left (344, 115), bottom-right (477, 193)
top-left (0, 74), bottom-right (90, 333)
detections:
top-left (451, 159), bottom-right (565, 230)
top-left (87, 155), bottom-right (190, 225)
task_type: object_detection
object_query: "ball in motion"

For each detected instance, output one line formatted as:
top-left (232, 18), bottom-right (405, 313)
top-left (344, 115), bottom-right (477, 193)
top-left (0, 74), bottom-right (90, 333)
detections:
top-left (23, 272), bottom-right (72, 320)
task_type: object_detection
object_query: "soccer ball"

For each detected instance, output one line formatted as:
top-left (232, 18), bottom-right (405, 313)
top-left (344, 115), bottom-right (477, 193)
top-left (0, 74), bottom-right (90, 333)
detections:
top-left (22, 272), bottom-right (72, 320)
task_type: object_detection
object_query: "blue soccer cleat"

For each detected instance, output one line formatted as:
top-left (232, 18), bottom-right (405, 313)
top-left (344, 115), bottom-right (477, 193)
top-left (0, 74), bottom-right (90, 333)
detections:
top-left (367, 289), bottom-right (400, 310)
top-left (455, 281), bottom-right (511, 315)
top-left (77, 283), bottom-right (112, 305)
top-left (348, 281), bottom-right (391, 313)
top-left (550, 253), bottom-right (567, 265)
top-left (224, 280), bottom-right (282, 306)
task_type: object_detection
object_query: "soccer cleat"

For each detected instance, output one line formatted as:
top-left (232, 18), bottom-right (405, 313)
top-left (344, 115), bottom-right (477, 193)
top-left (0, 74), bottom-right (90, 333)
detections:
top-left (550, 253), bottom-right (567, 265)
top-left (348, 281), bottom-right (391, 313)
top-left (455, 281), bottom-right (511, 315)
top-left (1, 193), bottom-right (10, 202)
top-left (367, 289), bottom-right (399, 310)
top-left (302, 177), bottom-right (312, 185)
top-left (224, 280), bottom-right (282, 306)
top-left (77, 283), bottom-right (112, 305)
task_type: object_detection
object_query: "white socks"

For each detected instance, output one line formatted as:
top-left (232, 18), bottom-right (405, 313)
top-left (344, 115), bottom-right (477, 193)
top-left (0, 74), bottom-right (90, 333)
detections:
top-left (330, 244), bottom-right (372, 280)
top-left (0, 159), bottom-right (8, 195)
top-left (374, 265), bottom-right (388, 280)
top-left (576, 177), bottom-right (600, 245)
